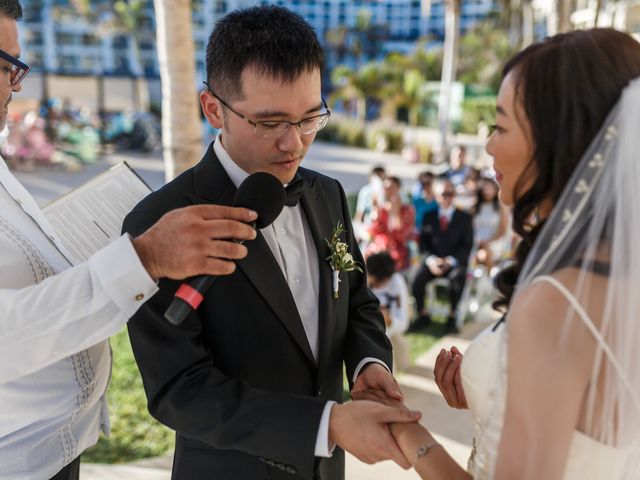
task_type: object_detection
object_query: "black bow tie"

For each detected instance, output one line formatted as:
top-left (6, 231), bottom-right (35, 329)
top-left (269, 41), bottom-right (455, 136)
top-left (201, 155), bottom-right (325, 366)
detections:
top-left (284, 175), bottom-right (306, 207)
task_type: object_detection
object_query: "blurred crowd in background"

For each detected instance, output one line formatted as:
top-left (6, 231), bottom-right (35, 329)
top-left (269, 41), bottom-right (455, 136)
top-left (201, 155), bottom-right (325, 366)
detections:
top-left (0, 99), bottom-right (160, 170)
top-left (355, 145), bottom-right (515, 369)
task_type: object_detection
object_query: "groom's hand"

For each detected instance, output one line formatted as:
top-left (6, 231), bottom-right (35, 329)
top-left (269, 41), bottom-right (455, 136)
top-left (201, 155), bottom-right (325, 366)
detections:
top-left (351, 363), bottom-right (403, 402)
top-left (328, 401), bottom-right (421, 469)
top-left (351, 388), bottom-right (403, 408)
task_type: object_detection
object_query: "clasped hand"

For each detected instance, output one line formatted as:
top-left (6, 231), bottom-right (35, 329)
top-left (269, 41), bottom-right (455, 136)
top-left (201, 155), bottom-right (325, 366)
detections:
top-left (328, 363), bottom-right (419, 469)
top-left (346, 350), bottom-right (468, 469)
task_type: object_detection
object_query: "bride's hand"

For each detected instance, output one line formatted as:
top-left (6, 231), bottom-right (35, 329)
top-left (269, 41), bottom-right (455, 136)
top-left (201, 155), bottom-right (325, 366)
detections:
top-left (434, 347), bottom-right (468, 409)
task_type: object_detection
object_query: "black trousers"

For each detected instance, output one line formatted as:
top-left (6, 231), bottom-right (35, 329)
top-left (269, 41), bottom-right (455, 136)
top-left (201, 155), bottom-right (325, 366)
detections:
top-left (50, 457), bottom-right (80, 480)
top-left (411, 263), bottom-right (467, 317)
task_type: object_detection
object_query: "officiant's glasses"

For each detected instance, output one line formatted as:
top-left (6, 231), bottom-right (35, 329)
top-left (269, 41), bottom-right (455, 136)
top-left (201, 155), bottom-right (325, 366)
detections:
top-left (204, 82), bottom-right (331, 139)
top-left (0, 49), bottom-right (30, 86)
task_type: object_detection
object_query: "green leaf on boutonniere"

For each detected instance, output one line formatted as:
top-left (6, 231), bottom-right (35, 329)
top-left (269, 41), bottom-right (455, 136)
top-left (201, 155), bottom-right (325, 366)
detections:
top-left (325, 220), bottom-right (363, 274)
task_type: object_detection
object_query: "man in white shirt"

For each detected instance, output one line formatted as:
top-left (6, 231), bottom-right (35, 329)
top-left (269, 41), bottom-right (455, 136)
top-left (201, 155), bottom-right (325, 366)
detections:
top-left (123, 6), bottom-right (420, 480)
top-left (0, 3), bottom-right (258, 479)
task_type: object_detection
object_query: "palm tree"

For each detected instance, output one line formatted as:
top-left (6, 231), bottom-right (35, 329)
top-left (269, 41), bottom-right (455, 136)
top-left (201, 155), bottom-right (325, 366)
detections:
top-left (330, 62), bottom-right (384, 122)
top-left (437, 0), bottom-right (461, 163)
top-left (154, 0), bottom-right (202, 180)
top-left (548, 0), bottom-right (574, 35)
top-left (71, 0), bottom-right (201, 178)
top-left (457, 21), bottom-right (517, 92)
top-left (68, 0), bottom-right (148, 137)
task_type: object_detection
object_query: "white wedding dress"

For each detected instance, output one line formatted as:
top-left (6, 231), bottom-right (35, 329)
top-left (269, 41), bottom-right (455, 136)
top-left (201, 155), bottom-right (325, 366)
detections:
top-left (460, 275), bottom-right (635, 479)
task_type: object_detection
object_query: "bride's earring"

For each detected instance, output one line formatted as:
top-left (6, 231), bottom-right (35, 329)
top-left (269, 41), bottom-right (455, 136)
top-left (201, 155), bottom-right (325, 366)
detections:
top-left (534, 207), bottom-right (541, 224)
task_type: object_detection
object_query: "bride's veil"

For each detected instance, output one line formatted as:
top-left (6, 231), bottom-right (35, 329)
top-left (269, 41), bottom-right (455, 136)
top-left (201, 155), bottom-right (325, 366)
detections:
top-left (499, 76), bottom-right (640, 477)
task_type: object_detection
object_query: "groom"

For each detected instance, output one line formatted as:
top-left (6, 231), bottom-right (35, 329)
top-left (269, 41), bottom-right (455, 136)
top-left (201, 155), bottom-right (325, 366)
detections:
top-left (123, 6), bottom-right (418, 480)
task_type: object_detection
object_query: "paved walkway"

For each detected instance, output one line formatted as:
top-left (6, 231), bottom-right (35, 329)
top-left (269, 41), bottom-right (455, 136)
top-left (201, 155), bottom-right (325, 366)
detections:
top-left (80, 317), bottom-right (499, 480)
top-left (14, 141), bottom-right (433, 207)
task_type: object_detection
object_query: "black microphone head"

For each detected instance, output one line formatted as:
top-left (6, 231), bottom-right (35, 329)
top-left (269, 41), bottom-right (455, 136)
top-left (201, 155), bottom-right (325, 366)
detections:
top-left (233, 172), bottom-right (286, 228)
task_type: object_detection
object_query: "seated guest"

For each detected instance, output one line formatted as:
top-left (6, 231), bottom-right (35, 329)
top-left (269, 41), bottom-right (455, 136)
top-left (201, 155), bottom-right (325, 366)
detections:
top-left (354, 165), bottom-right (386, 225)
top-left (353, 165), bottom-right (386, 249)
top-left (411, 179), bottom-right (473, 332)
top-left (472, 177), bottom-right (509, 271)
top-left (454, 167), bottom-right (481, 213)
top-left (442, 145), bottom-right (470, 188)
top-left (411, 171), bottom-right (438, 231)
top-left (366, 176), bottom-right (415, 271)
top-left (366, 252), bottom-right (410, 373)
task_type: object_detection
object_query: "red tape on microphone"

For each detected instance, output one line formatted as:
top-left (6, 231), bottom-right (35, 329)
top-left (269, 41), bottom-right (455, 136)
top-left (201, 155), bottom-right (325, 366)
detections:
top-left (175, 284), bottom-right (205, 310)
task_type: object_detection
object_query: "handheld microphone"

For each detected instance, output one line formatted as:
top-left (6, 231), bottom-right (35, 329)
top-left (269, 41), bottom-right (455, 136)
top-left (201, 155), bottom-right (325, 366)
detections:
top-left (164, 172), bottom-right (286, 326)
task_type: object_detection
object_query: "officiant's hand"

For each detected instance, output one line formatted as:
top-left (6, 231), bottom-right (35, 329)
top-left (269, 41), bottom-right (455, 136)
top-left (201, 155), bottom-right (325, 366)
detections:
top-left (434, 346), bottom-right (468, 409)
top-left (132, 204), bottom-right (257, 281)
top-left (351, 363), bottom-right (403, 402)
top-left (328, 400), bottom-right (420, 469)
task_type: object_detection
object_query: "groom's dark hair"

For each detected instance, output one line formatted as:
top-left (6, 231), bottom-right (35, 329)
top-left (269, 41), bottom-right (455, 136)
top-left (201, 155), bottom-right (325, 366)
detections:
top-left (205, 5), bottom-right (325, 101)
top-left (0, 0), bottom-right (22, 20)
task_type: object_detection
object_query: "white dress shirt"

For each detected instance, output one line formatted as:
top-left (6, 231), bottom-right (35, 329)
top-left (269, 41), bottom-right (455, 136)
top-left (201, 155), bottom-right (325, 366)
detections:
top-left (214, 137), bottom-right (343, 456)
top-left (0, 155), bottom-right (158, 479)
top-left (426, 205), bottom-right (458, 268)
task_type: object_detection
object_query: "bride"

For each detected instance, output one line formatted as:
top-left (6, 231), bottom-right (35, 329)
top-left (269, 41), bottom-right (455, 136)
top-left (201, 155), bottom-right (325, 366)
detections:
top-left (354, 28), bottom-right (640, 479)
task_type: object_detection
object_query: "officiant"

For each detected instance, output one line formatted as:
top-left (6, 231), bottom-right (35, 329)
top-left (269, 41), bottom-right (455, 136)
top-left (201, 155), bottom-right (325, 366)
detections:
top-left (0, 3), bottom-right (259, 479)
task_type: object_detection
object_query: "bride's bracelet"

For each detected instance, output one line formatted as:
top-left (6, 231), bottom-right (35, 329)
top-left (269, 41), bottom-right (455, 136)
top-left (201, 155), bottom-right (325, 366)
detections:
top-left (415, 441), bottom-right (441, 466)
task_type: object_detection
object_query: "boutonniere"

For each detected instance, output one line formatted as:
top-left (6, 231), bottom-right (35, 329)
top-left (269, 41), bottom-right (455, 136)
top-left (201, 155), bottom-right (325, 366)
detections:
top-left (325, 221), bottom-right (362, 299)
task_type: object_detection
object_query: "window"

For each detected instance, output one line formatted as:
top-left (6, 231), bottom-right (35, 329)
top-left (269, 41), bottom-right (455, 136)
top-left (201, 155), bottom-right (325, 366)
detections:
top-left (112, 36), bottom-right (129, 49)
top-left (55, 32), bottom-right (74, 45)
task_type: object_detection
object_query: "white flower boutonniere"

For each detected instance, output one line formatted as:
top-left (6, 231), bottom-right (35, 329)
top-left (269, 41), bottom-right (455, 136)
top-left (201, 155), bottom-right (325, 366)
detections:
top-left (325, 221), bottom-right (362, 299)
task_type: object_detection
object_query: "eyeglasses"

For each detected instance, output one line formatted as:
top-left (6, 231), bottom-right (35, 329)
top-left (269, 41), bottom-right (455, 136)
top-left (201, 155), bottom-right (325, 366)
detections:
top-left (203, 81), bottom-right (331, 139)
top-left (0, 49), bottom-right (30, 86)
top-left (441, 192), bottom-right (455, 197)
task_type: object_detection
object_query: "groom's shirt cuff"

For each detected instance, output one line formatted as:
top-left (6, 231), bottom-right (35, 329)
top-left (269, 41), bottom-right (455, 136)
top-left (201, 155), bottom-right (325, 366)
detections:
top-left (314, 359), bottom-right (391, 457)
top-left (315, 401), bottom-right (337, 457)
top-left (352, 357), bottom-right (391, 383)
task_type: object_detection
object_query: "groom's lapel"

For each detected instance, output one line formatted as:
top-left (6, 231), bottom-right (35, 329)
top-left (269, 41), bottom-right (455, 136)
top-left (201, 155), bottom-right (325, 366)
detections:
top-left (299, 171), bottom-right (339, 380)
top-left (187, 147), bottom-right (316, 366)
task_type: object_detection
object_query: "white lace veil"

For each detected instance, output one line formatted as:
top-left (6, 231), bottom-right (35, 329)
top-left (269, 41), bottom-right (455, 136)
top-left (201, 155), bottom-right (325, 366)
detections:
top-left (506, 76), bottom-right (640, 477)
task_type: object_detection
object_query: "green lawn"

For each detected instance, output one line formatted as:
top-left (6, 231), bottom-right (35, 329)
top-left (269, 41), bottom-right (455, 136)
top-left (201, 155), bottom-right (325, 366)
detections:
top-left (82, 328), bottom-right (174, 463)
top-left (406, 317), bottom-right (450, 362)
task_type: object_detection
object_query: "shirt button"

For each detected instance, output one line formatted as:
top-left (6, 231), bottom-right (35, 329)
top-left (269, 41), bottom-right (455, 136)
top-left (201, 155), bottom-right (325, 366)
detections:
top-left (280, 227), bottom-right (286, 235)
top-left (135, 293), bottom-right (145, 301)
top-left (294, 276), bottom-right (301, 283)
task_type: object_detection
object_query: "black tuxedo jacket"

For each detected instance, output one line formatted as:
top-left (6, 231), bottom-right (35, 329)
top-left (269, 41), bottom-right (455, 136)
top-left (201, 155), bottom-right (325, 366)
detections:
top-left (418, 208), bottom-right (474, 269)
top-left (122, 144), bottom-right (392, 480)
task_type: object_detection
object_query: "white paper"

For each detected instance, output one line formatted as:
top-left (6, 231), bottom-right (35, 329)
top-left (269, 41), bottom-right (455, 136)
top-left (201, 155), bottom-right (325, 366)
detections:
top-left (43, 162), bottom-right (152, 265)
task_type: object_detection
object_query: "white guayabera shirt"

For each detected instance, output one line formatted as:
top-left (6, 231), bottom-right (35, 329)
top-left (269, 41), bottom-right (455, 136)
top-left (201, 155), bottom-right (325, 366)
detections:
top-left (0, 155), bottom-right (158, 480)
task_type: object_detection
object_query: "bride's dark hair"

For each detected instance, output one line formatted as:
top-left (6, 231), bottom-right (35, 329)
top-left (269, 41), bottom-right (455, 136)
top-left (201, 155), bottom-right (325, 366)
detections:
top-left (494, 28), bottom-right (640, 310)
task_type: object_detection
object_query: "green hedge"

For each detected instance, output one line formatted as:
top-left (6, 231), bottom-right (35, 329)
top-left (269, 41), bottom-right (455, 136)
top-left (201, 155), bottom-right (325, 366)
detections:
top-left (316, 119), bottom-right (406, 153)
top-left (316, 119), bottom-right (366, 148)
top-left (459, 96), bottom-right (497, 135)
